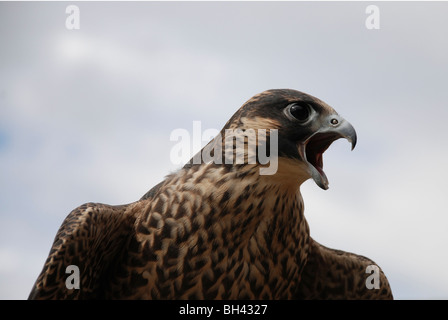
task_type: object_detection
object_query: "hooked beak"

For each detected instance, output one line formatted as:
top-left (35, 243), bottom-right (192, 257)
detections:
top-left (298, 116), bottom-right (357, 190)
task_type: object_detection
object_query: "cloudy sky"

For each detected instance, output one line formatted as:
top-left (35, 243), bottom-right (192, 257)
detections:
top-left (1, 1), bottom-right (448, 300)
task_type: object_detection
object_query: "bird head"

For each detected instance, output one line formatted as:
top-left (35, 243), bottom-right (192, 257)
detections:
top-left (221, 89), bottom-right (357, 190)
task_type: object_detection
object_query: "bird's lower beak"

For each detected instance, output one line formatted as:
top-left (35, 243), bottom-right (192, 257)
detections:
top-left (299, 116), bottom-right (357, 190)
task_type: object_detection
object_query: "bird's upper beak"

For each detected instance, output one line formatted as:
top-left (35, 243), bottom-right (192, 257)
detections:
top-left (298, 115), bottom-right (357, 190)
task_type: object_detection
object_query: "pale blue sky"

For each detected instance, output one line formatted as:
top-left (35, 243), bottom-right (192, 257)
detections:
top-left (1, 1), bottom-right (448, 299)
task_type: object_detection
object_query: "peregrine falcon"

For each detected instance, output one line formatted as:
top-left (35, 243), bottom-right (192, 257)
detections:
top-left (29, 89), bottom-right (393, 299)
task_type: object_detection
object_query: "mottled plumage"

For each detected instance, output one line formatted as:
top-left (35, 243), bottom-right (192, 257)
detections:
top-left (29, 89), bottom-right (393, 299)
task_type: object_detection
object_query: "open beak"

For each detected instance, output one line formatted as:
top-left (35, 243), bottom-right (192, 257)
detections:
top-left (298, 116), bottom-right (357, 190)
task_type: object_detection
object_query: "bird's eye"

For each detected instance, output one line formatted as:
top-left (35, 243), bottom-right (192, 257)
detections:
top-left (287, 103), bottom-right (312, 122)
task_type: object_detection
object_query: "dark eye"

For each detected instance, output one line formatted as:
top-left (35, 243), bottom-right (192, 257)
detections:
top-left (288, 103), bottom-right (311, 122)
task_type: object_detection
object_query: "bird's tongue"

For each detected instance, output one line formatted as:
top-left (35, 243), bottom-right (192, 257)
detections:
top-left (302, 133), bottom-right (339, 190)
top-left (308, 152), bottom-right (329, 190)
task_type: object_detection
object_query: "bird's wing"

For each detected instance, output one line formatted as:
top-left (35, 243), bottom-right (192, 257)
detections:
top-left (140, 181), bottom-right (165, 200)
top-left (28, 202), bottom-right (137, 299)
top-left (140, 148), bottom-right (207, 201)
top-left (296, 237), bottom-right (393, 299)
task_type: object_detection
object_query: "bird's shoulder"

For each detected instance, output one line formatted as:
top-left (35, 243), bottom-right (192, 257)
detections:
top-left (28, 201), bottom-right (139, 299)
top-left (296, 237), bottom-right (393, 299)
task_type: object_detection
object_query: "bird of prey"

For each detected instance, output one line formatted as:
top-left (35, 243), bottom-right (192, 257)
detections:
top-left (29, 89), bottom-right (393, 299)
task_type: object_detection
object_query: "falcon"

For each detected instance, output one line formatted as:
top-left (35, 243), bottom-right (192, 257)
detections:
top-left (29, 89), bottom-right (393, 299)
